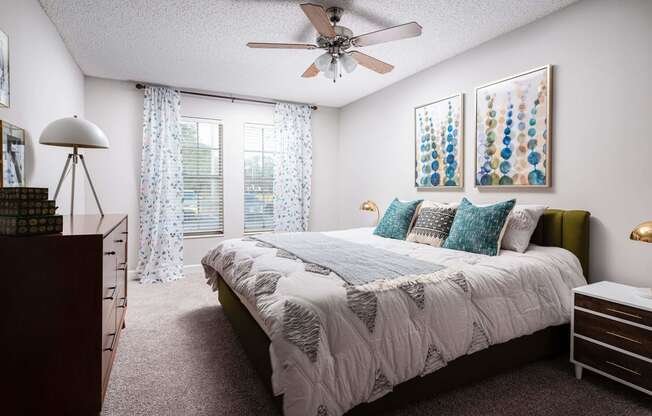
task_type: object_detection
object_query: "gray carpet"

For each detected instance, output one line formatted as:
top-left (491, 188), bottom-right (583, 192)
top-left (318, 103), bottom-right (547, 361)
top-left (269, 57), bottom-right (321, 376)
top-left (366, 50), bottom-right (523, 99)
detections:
top-left (102, 274), bottom-right (651, 416)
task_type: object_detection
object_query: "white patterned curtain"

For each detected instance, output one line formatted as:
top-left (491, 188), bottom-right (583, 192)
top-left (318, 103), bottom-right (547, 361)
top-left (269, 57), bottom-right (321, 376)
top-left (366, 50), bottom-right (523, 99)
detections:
top-left (137, 86), bottom-right (184, 283)
top-left (273, 103), bottom-right (313, 232)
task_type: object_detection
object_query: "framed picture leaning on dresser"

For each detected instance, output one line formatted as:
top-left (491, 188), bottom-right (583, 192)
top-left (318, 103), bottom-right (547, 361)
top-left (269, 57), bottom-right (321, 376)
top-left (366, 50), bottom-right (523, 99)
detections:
top-left (1, 120), bottom-right (25, 187)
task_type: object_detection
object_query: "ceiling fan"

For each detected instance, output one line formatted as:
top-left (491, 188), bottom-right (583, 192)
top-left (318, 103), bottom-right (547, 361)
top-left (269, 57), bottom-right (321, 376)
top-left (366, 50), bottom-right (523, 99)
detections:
top-left (247, 3), bottom-right (422, 82)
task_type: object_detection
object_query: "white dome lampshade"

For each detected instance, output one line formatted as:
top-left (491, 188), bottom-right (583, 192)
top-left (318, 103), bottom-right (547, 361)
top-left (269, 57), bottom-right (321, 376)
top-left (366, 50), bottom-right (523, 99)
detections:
top-left (39, 116), bottom-right (109, 149)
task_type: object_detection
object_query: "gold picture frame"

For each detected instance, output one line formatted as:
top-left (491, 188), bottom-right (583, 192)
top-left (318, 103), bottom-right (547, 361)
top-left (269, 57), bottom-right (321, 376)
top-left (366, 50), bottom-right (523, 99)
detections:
top-left (474, 65), bottom-right (552, 189)
top-left (414, 92), bottom-right (464, 191)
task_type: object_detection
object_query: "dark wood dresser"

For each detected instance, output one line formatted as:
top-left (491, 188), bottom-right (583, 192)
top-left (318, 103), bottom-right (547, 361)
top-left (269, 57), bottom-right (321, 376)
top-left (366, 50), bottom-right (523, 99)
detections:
top-left (571, 281), bottom-right (652, 395)
top-left (1, 214), bottom-right (128, 415)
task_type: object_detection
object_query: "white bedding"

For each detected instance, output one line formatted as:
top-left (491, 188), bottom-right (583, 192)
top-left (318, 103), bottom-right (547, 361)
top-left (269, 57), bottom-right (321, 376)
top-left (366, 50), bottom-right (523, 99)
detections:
top-left (202, 227), bottom-right (587, 416)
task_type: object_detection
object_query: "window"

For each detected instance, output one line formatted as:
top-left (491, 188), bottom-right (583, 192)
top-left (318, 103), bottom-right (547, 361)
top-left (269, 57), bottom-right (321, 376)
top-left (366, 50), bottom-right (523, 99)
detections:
top-left (180, 117), bottom-right (223, 236)
top-left (244, 123), bottom-right (276, 232)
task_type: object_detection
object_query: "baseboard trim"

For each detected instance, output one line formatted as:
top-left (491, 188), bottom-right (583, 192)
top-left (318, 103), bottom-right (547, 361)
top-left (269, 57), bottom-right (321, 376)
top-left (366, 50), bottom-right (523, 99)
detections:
top-left (127, 264), bottom-right (204, 281)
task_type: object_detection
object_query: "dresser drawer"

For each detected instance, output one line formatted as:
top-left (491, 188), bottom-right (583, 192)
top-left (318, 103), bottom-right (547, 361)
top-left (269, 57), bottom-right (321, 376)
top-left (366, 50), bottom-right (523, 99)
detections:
top-left (103, 241), bottom-right (117, 290)
top-left (575, 293), bottom-right (652, 327)
top-left (575, 309), bottom-right (652, 359)
top-left (111, 219), bottom-right (128, 268)
top-left (101, 305), bottom-right (117, 382)
top-left (574, 337), bottom-right (652, 391)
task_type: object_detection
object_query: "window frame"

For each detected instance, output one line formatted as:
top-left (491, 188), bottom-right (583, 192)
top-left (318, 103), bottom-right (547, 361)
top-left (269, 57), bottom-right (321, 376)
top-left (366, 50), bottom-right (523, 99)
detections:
top-left (180, 116), bottom-right (224, 238)
top-left (243, 122), bottom-right (276, 234)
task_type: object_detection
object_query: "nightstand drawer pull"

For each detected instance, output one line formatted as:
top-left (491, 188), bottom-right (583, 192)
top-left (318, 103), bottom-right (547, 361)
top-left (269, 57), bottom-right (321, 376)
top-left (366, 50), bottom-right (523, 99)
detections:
top-left (606, 308), bottom-right (642, 320)
top-left (605, 331), bottom-right (642, 344)
top-left (605, 360), bottom-right (641, 376)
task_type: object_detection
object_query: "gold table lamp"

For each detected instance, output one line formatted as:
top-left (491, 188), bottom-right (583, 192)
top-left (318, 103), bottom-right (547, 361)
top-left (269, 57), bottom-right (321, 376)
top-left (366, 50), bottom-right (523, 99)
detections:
top-left (630, 221), bottom-right (652, 243)
top-left (630, 221), bottom-right (652, 299)
top-left (360, 200), bottom-right (380, 226)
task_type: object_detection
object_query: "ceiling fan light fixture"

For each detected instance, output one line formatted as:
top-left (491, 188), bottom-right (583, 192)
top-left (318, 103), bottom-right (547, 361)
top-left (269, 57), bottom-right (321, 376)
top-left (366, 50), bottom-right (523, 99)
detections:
top-left (340, 53), bottom-right (357, 73)
top-left (315, 52), bottom-right (333, 72)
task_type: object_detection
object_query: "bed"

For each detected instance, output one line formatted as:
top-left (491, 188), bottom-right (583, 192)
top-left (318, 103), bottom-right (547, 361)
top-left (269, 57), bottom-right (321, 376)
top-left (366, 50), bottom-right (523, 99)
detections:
top-left (202, 209), bottom-right (590, 416)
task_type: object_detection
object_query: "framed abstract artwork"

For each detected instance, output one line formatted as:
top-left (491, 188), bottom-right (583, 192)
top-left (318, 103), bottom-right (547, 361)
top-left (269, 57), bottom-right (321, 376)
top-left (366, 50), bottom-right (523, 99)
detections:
top-left (1, 120), bottom-right (25, 187)
top-left (474, 65), bottom-right (551, 188)
top-left (0, 28), bottom-right (8, 108)
top-left (414, 93), bottom-right (463, 190)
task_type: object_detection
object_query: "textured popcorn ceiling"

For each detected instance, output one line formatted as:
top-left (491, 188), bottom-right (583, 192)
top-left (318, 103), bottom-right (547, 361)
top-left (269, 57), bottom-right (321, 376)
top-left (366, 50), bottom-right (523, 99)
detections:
top-left (40, 0), bottom-right (576, 107)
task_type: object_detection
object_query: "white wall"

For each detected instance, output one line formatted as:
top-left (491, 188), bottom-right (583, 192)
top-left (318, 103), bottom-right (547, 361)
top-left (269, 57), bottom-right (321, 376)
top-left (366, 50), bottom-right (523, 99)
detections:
top-left (338, 0), bottom-right (652, 286)
top-left (84, 77), bottom-right (340, 269)
top-left (0, 0), bottom-right (85, 212)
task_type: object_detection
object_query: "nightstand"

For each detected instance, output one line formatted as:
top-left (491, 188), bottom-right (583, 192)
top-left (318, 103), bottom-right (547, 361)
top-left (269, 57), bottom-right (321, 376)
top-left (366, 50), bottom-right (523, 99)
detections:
top-left (571, 281), bottom-right (652, 395)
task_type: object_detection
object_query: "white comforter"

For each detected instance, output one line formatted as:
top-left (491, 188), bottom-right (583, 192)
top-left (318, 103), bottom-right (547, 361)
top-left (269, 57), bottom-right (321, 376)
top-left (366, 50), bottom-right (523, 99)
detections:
top-left (202, 228), bottom-right (587, 416)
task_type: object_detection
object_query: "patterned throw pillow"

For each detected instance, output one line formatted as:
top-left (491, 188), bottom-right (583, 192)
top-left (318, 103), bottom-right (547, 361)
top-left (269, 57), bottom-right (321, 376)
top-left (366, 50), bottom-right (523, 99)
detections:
top-left (406, 205), bottom-right (457, 247)
top-left (374, 198), bottom-right (423, 240)
top-left (443, 198), bottom-right (516, 256)
top-left (501, 205), bottom-right (547, 253)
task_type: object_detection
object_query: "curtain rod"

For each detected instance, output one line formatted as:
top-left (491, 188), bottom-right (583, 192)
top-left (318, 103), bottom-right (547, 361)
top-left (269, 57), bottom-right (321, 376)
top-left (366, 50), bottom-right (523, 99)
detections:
top-left (135, 83), bottom-right (318, 110)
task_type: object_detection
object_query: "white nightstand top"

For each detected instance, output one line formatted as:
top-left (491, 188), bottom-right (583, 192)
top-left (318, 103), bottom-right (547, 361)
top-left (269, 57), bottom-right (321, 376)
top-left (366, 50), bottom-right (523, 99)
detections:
top-left (574, 281), bottom-right (652, 312)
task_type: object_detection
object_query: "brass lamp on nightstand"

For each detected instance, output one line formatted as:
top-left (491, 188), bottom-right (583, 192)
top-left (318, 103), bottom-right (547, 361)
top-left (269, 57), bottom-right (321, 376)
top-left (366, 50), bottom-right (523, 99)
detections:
top-left (630, 221), bottom-right (652, 299)
top-left (630, 221), bottom-right (652, 243)
top-left (360, 200), bottom-right (380, 226)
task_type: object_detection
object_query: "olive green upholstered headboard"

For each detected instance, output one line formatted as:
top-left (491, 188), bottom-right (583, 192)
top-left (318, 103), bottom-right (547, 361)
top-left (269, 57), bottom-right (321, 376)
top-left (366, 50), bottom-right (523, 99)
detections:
top-left (530, 209), bottom-right (591, 279)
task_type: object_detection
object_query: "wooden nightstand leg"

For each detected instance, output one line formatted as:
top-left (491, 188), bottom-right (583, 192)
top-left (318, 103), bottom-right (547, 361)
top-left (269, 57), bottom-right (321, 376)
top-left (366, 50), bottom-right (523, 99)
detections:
top-left (574, 364), bottom-right (583, 380)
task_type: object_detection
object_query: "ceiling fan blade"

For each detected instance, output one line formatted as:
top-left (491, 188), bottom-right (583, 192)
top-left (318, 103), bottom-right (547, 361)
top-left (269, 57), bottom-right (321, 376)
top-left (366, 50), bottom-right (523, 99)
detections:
top-left (302, 63), bottom-right (320, 78)
top-left (247, 42), bottom-right (317, 49)
top-left (300, 3), bottom-right (337, 38)
top-left (350, 51), bottom-right (394, 74)
top-left (351, 22), bottom-right (422, 47)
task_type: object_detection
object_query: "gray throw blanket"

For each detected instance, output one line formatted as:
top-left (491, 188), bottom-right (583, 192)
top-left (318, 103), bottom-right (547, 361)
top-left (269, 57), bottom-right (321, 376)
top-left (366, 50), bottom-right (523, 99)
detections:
top-left (252, 232), bottom-right (444, 285)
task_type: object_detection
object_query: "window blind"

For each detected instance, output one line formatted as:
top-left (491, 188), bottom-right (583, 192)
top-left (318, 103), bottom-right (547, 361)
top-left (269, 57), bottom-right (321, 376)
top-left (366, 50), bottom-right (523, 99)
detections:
top-left (180, 117), bottom-right (224, 236)
top-left (244, 123), bottom-right (276, 232)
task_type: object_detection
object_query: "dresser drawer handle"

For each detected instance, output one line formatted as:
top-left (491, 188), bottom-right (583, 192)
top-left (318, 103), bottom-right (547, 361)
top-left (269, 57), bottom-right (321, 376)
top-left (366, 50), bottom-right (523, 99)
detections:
top-left (114, 239), bottom-right (124, 243)
top-left (117, 263), bottom-right (127, 271)
top-left (104, 251), bottom-right (116, 256)
top-left (605, 360), bottom-right (641, 376)
top-left (606, 331), bottom-right (642, 344)
top-left (104, 332), bottom-right (117, 352)
top-left (104, 286), bottom-right (117, 300)
top-left (606, 308), bottom-right (642, 320)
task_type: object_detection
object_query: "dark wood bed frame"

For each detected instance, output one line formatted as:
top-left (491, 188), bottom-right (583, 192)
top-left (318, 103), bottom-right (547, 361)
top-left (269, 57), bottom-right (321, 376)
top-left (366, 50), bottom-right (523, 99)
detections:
top-left (215, 209), bottom-right (591, 415)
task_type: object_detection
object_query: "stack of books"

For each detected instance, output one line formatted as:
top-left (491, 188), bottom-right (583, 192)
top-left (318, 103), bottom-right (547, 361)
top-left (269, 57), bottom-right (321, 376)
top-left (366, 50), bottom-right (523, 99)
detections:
top-left (0, 187), bottom-right (63, 236)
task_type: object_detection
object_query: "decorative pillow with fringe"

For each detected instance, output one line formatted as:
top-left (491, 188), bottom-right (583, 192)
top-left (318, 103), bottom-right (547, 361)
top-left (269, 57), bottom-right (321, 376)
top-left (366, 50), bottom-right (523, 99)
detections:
top-left (406, 205), bottom-right (457, 247)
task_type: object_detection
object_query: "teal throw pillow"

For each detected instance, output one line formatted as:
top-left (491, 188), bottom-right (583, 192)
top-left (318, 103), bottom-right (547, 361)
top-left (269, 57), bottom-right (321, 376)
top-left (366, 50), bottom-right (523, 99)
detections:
top-left (443, 198), bottom-right (516, 256)
top-left (373, 198), bottom-right (423, 240)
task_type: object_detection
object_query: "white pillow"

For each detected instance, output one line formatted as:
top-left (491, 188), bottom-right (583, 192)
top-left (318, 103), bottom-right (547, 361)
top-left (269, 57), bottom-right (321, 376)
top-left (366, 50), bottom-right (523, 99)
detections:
top-left (501, 205), bottom-right (547, 253)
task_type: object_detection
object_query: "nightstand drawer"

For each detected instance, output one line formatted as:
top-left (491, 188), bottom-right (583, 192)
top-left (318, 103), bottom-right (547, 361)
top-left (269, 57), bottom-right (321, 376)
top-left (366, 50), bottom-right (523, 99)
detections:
top-left (575, 293), bottom-right (652, 327)
top-left (574, 310), bottom-right (652, 359)
top-left (574, 337), bottom-right (652, 391)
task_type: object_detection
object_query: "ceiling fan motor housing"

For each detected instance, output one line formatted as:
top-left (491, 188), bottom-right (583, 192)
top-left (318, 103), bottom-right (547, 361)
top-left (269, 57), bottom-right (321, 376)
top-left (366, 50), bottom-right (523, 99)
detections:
top-left (316, 25), bottom-right (353, 52)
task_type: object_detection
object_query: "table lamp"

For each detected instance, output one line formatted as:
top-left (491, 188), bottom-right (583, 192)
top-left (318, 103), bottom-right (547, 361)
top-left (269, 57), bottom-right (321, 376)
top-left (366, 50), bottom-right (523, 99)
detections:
top-left (630, 221), bottom-right (652, 243)
top-left (39, 116), bottom-right (109, 216)
top-left (360, 200), bottom-right (379, 225)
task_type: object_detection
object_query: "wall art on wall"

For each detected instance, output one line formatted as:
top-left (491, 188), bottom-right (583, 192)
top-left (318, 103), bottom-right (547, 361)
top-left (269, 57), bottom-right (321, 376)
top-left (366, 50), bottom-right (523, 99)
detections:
top-left (414, 93), bottom-right (463, 190)
top-left (1, 120), bottom-right (25, 187)
top-left (0, 29), bottom-right (8, 108)
top-left (475, 65), bottom-right (551, 188)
